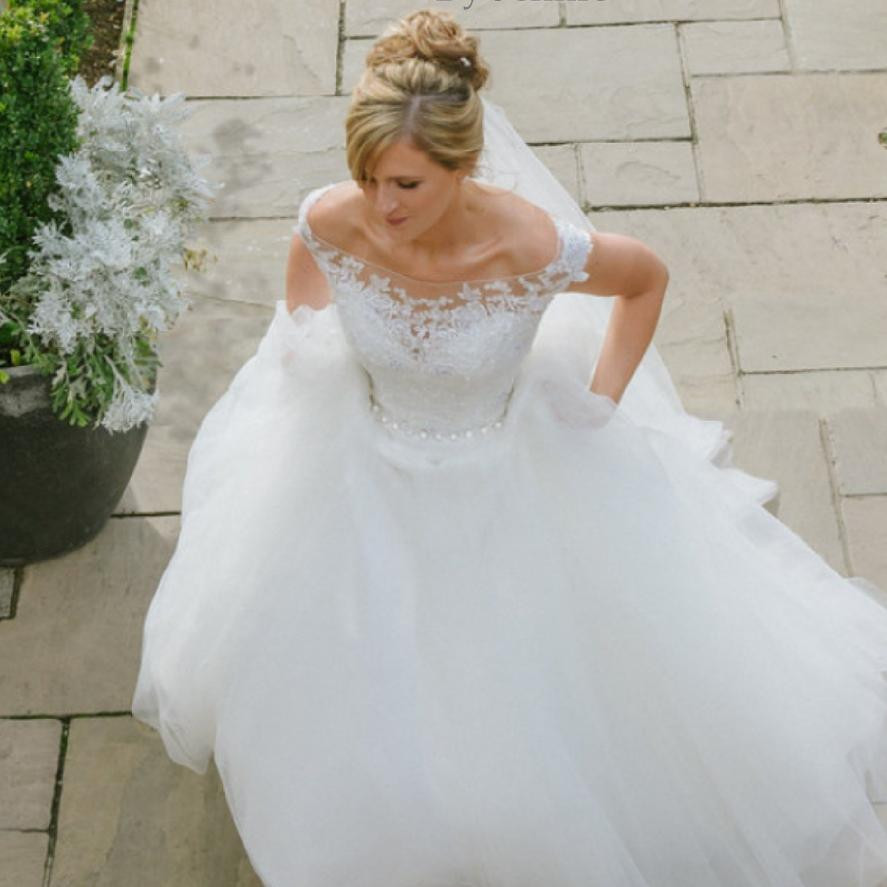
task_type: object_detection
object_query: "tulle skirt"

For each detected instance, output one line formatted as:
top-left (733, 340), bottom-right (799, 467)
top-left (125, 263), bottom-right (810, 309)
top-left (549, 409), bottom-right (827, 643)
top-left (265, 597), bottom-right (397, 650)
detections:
top-left (132, 294), bottom-right (887, 887)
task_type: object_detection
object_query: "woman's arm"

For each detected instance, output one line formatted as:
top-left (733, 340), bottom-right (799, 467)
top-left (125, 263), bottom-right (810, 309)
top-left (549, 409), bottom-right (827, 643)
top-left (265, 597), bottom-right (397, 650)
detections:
top-left (285, 233), bottom-right (332, 314)
top-left (569, 231), bottom-right (669, 404)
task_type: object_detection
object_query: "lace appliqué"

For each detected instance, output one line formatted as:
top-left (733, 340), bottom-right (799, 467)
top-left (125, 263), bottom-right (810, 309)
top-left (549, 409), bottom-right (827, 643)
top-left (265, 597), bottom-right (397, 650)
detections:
top-left (293, 182), bottom-right (591, 340)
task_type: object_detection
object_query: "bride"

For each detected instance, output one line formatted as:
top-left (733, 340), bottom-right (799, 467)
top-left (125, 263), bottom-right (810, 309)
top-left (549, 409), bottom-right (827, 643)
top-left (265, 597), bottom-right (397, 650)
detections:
top-left (132, 9), bottom-right (887, 886)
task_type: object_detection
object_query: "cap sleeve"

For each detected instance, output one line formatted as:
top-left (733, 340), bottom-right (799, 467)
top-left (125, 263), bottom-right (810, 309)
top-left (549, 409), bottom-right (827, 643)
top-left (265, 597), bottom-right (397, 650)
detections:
top-left (555, 218), bottom-right (593, 286)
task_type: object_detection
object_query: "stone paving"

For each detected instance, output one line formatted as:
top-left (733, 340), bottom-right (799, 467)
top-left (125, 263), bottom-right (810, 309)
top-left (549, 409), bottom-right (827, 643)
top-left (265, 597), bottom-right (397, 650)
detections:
top-left (2, 0), bottom-right (886, 883)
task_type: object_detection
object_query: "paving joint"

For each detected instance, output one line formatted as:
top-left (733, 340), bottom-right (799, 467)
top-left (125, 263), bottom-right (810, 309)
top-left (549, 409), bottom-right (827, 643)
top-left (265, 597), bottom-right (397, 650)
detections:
top-left (40, 718), bottom-right (69, 887)
top-left (819, 416), bottom-right (854, 576)
top-left (723, 307), bottom-right (744, 411)
top-left (335, 0), bottom-right (346, 96)
top-left (776, 0), bottom-right (798, 71)
top-left (673, 22), bottom-right (705, 202)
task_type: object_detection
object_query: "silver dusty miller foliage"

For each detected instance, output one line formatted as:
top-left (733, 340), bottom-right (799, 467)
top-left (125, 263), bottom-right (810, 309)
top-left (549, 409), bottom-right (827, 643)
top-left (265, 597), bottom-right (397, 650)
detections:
top-left (4, 73), bottom-right (216, 432)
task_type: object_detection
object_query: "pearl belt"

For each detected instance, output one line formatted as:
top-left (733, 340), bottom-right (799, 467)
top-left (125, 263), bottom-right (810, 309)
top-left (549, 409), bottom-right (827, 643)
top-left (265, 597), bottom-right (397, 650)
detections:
top-left (369, 400), bottom-right (507, 441)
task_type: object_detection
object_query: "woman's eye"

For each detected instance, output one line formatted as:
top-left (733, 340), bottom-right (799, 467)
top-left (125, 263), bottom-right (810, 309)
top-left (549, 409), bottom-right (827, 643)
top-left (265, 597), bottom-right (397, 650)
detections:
top-left (361, 180), bottom-right (418, 189)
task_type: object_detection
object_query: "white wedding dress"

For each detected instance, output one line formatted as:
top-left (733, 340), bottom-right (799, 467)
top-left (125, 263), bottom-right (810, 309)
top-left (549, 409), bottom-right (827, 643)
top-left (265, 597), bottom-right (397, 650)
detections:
top-left (132, 171), bottom-right (887, 887)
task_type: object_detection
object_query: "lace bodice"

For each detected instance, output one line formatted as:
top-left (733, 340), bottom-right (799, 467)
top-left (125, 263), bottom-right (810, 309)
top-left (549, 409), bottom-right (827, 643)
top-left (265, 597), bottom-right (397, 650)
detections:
top-left (293, 182), bottom-right (594, 440)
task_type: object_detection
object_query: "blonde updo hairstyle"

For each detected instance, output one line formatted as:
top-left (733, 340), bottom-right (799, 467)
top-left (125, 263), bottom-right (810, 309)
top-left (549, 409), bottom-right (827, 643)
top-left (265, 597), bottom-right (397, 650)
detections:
top-left (346, 9), bottom-right (491, 185)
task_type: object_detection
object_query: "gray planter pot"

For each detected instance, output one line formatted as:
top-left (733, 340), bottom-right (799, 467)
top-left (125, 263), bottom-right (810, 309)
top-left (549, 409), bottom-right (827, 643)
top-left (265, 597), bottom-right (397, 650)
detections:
top-left (0, 363), bottom-right (156, 566)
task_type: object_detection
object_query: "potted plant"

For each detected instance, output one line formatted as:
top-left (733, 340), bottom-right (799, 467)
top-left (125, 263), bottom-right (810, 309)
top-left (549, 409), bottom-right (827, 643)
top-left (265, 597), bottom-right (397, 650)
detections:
top-left (0, 2), bottom-right (216, 565)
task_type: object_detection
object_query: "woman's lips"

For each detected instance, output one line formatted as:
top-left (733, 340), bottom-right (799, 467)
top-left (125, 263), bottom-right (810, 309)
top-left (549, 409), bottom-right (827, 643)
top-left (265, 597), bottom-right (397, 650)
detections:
top-left (386, 216), bottom-right (407, 226)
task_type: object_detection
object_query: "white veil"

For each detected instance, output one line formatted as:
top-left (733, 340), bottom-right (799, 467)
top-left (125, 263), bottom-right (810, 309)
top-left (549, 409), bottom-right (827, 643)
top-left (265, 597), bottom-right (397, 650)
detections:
top-left (475, 97), bottom-right (595, 233)
top-left (474, 96), bottom-right (778, 508)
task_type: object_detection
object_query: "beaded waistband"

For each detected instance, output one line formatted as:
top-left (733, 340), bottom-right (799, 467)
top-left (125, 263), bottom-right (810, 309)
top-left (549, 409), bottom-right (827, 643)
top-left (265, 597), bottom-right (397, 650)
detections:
top-left (369, 398), bottom-right (507, 442)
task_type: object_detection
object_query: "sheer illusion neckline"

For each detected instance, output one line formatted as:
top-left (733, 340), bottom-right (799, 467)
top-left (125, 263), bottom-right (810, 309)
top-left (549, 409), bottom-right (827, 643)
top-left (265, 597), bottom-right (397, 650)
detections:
top-left (301, 181), bottom-right (565, 288)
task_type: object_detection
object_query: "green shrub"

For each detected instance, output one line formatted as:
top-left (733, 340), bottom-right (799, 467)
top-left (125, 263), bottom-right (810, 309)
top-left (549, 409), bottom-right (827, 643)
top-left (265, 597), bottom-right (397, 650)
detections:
top-left (8, 0), bottom-right (93, 75)
top-left (0, 4), bottom-right (82, 293)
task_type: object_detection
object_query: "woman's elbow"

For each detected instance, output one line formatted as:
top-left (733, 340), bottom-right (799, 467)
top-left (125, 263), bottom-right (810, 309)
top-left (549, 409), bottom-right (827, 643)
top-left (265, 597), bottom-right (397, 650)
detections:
top-left (653, 259), bottom-right (669, 299)
top-left (632, 248), bottom-right (669, 301)
top-left (657, 256), bottom-right (670, 290)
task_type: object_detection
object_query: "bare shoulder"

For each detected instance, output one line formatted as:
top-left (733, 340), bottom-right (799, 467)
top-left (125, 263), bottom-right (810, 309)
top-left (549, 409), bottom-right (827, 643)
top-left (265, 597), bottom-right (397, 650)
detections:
top-left (482, 186), bottom-right (672, 299)
top-left (489, 186), bottom-right (561, 270)
top-left (303, 180), bottom-right (365, 248)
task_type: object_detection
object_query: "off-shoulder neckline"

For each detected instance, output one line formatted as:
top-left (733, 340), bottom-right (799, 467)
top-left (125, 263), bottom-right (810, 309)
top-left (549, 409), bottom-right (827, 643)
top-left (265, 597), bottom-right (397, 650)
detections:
top-left (297, 181), bottom-right (569, 287)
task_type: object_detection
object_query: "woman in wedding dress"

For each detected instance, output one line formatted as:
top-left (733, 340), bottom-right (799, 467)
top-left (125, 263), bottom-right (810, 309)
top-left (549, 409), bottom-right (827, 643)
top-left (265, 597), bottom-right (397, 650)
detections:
top-left (132, 9), bottom-right (887, 886)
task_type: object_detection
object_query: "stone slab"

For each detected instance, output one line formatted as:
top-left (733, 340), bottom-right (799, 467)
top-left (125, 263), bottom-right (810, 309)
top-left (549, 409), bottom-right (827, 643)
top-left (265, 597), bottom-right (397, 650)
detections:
top-left (118, 297), bottom-right (274, 515)
top-left (0, 830), bottom-right (48, 887)
top-left (343, 25), bottom-right (690, 141)
top-left (783, 0), bottom-right (887, 71)
top-left (875, 371), bottom-right (887, 408)
top-left (128, 0), bottom-right (339, 97)
top-left (827, 408), bottom-right (887, 496)
top-left (842, 497), bottom-right (887, 599)
top-left (741, 370), bottom-right (878, 415)
top-left (670, 373), bottom-right (738, 419)
top-left (681, 202), bottom-right (885, 373)
top-left (692, 73), bottom-right (887, 202)
top-left (566, 0), bottom-right (779, 24)
top-left (171, 219), bottom-right (294, 311)
top-left (0, 719), bottom-right (60, 829)
top-left (680, 19), bottom-right (789, 75)
top-left (178, 96), bottom-right (350, 219)
top-left (731, 292), bottom-right (887, 372)
top-left (0, 516), bottom-right (180, 715)
top-left (534, 144), bottom-right (582, 205)
top-left (724, 409), bottom-right (846, 572)
top-left (51, 716), bottom-right (260, 886)
top-left (579, 141), bottom-right (698, 207)
top-left (346, 0), bottom-right (557, 36)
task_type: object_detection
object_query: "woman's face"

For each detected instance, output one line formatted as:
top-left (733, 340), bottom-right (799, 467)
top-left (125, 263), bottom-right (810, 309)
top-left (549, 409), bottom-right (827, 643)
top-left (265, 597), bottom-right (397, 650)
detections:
top-left (357, 138), bottom-right (465, 239)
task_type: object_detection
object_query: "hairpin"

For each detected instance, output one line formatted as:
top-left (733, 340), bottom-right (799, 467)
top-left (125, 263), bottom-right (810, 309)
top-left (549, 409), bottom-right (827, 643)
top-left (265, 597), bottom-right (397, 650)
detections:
top-left (459, 56), bottom-right (471, 68)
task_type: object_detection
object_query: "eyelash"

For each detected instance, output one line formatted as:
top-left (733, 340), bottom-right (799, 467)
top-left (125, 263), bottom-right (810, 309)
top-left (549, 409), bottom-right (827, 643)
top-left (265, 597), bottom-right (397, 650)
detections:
top-left (365, 180), bottom-right (419, 189)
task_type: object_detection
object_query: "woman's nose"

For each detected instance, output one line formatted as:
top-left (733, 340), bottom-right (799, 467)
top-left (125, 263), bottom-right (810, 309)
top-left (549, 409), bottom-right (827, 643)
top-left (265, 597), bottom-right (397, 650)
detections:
top-left (374, 186), bottom-right (399, 215)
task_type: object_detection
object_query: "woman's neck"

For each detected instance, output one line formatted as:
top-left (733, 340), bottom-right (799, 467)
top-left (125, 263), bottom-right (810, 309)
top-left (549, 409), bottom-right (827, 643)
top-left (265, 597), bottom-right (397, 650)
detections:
top-left (366, 179), bottom-right (502, 271)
